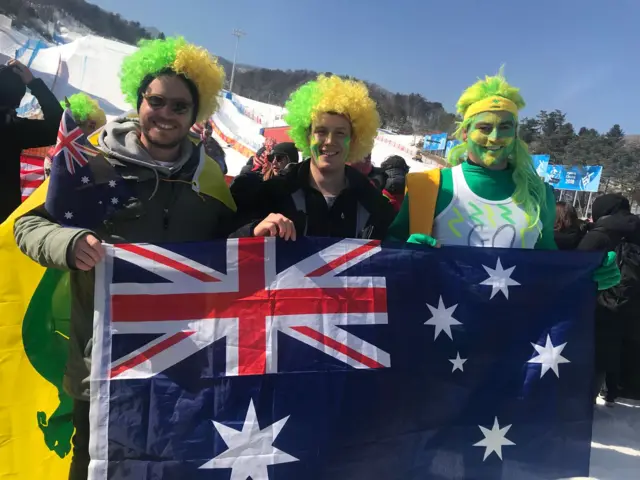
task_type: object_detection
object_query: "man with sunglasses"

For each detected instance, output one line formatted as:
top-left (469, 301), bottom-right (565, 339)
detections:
top-left (0, 59), bottom-right (63, 222)
top-left (14, 37), bottom-right (235, 480)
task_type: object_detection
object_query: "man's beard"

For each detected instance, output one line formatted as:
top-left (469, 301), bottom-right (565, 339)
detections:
top-left (142, 127), bottom-right (185, 150)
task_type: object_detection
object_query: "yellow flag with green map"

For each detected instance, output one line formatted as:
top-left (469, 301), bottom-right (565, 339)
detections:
top-left (0, 180), bottom-right (72, 479)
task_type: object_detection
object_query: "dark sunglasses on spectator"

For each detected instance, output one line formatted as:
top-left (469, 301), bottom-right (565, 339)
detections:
top-left (271, 153), bottom-right (290, 164)
top-left (143, 94), bottom-right (193, 115)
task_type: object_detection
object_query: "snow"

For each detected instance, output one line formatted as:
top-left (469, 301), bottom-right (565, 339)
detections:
top-left (210, 129), bottom-right (249, 178)
top-left (4, 27), bottom-right (640, 478)
top-left (588, 398), bottom-right (640, 480)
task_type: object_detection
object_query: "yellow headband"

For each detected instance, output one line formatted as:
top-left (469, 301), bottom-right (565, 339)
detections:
top-left (464, 95), bottom-right (519, 121)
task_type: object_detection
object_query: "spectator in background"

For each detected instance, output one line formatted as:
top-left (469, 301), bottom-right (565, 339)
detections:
top-left (578, 193), bottom-right (640, 405)
top-left (232, 141), bottom-right (299, 212)
top-left (262, 141), bottom-right (299, 180)
top-left (239, 137), bottom-right (277, 177)
top-left (0, 60), bottom-right (63, 222)
top-left (347, 153), bottom-right (387, 191)
top-left (553, 201), bottom-right (588, 250)
top-left (380, 155), bottom-right (410, 212)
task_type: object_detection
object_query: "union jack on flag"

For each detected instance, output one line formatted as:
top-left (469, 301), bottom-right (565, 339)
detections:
top-left (45, 110), bottom-right (130, 228)
top-left (90, 238), bottom-right (601, 480)
top-left (51, 109), bottom-right (100, 174)
top-left (107, 237), bottom-right (388, 380)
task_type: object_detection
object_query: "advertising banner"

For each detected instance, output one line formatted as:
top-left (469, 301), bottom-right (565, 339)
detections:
top-left (546, 165), bottom-right (603, 192)
top-left (423, 133), bottom-right (447, 151)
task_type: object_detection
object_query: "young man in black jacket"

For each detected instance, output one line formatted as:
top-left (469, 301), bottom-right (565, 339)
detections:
top-left (0, 60), bottom-right (63, 222)
top-left (231, 75), bottom-right (395, 241)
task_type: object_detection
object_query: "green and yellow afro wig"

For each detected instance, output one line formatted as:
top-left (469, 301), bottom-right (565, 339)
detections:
top-left (284, 75), bottom-right (380, 163)
top-left (447, 68), bottom-right (547, 230)
top-left (62, 93), bottom-right (106, 127)
top-left (119, 36), bottom-right (225, 123)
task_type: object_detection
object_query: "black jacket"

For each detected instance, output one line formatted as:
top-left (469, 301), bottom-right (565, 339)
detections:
top-left (554, 224), bottom-right (588, 250)
top-left (231, 159), bottom-right (396, 240)
top-left (0, 78), bottom-right (63, 222)
top-left (578, 213), bottom-right (640, 252)
top-left (579, 212), bottom-right (640, 373)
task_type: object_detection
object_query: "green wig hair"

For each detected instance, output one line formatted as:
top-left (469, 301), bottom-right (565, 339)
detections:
top-left (119, 36), bottom-right (225, 123)
top-left (62, 93), bottom-right (106, 126)
top-left (446, 69), bottom-right (546, 230)
top-left (284, 75), bottom-right (380, 163)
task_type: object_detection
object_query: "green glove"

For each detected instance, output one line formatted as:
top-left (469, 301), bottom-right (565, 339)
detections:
top-left (407, 233), bottom-right (438, 248)
top-left (593, 251), bottom-right (621, 291)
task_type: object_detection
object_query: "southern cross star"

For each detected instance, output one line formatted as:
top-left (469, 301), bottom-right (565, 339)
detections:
top-left (480, 258), bottom-right (520, 299)
top-left (527, 334), bottom-right (570, 378)
top-left (449, 352), bottom-right (467, 372)
top-left (200, 399), bottom-right (298, 479)
top-left (473, 417), bottom-right (515, 461)
top-left (425, 296), bottom-right (462, 340)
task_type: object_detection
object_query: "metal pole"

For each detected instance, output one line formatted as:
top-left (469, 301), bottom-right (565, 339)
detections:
top-left (586, 192), bottom-right (594, 217)
top-left (229, 29), bottom-right (246, 94)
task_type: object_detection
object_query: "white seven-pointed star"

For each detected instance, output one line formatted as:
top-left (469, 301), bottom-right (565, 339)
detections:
top-left (80, 176), bottom-right (90, 184)
top-left (449, 352), bottom-right (467, 372)
top-left (200, 399), bottom-right (298, 479)
top-left (473, 417), bottom-right (516, 461)
top-left (527, 335), bottom-right (570, 378)
top-left (110, 197), bottom-right (119, 205)
top-left (480, 258), bottom-right (520, 299)
top-left (108, 180), bottom-right (117, 187)
top-left (64, 211), bottom-right (73, 220)
top-left (425, 296), bottom-right (462, 340)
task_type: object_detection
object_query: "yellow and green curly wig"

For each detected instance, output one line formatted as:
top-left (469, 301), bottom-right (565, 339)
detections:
top-left (284, 75), bottom-right (380, 163)
top-left (447, 69), bottom-right (547, 230)
top-left (62, 93), bottom-right (106, 127)
top-left (119, 36), bottom-right (225, 123)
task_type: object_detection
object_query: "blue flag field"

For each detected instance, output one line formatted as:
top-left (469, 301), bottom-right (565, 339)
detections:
top-left (89, 237), bottom-right (602, 480)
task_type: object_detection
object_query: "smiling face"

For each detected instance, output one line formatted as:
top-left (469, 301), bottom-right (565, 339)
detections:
top-left (138, 76), bottom-right (194, 150)
top-left (309, 113), bottom-right (352, 174)
top-left (464, 111), bottom-right (516, 168)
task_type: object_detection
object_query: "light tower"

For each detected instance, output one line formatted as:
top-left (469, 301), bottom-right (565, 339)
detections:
top-left (229, 29), bottom-right (246, 93)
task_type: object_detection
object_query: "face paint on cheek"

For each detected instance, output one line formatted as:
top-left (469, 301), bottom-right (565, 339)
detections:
top-left (342, 136), bottom-right (351, 161)
top-left (469, 130), bottom-right (489, 147)
top-left (310, 137), bottom-right (321, 164)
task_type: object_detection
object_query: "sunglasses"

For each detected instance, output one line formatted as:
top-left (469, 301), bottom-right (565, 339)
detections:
top-left (271, 153), bottom-right (290, 164)
top-left (143, 94), bottom-right (193, 115)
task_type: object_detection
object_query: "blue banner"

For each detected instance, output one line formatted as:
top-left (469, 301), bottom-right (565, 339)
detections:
top-left (445, 139), bottom-right (462, 158)
top-left (91, 238), bottom-right (599, 479)
top-left (532, 155), bottom-right (550, 180)
top-left (546, 165), bottom-right (603, 192)
top-left (424, 132), bottom-right (448, 151)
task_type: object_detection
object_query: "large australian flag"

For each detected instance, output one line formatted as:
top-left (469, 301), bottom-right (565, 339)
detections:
top-left (89, 238), bottom-right (602, 480)
top-left (45, 109), bottom-right (131, 228)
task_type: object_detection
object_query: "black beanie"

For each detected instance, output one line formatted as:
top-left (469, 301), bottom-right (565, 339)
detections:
top-left (592, 193), bottom-right (630, 222)
top-left (136, 68), bottom-right (200, 124)
top-left (0, 65), bottom-right (26, 109)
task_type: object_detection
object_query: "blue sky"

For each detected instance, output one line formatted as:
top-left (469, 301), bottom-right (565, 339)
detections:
top-left (89, 0), bottom-right (640, 133)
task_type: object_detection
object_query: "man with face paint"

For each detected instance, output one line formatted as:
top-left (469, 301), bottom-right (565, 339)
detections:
top-left (387, 70), bottom-right (620, 289)
top-left (232, 75), bottom-right (395, 241)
